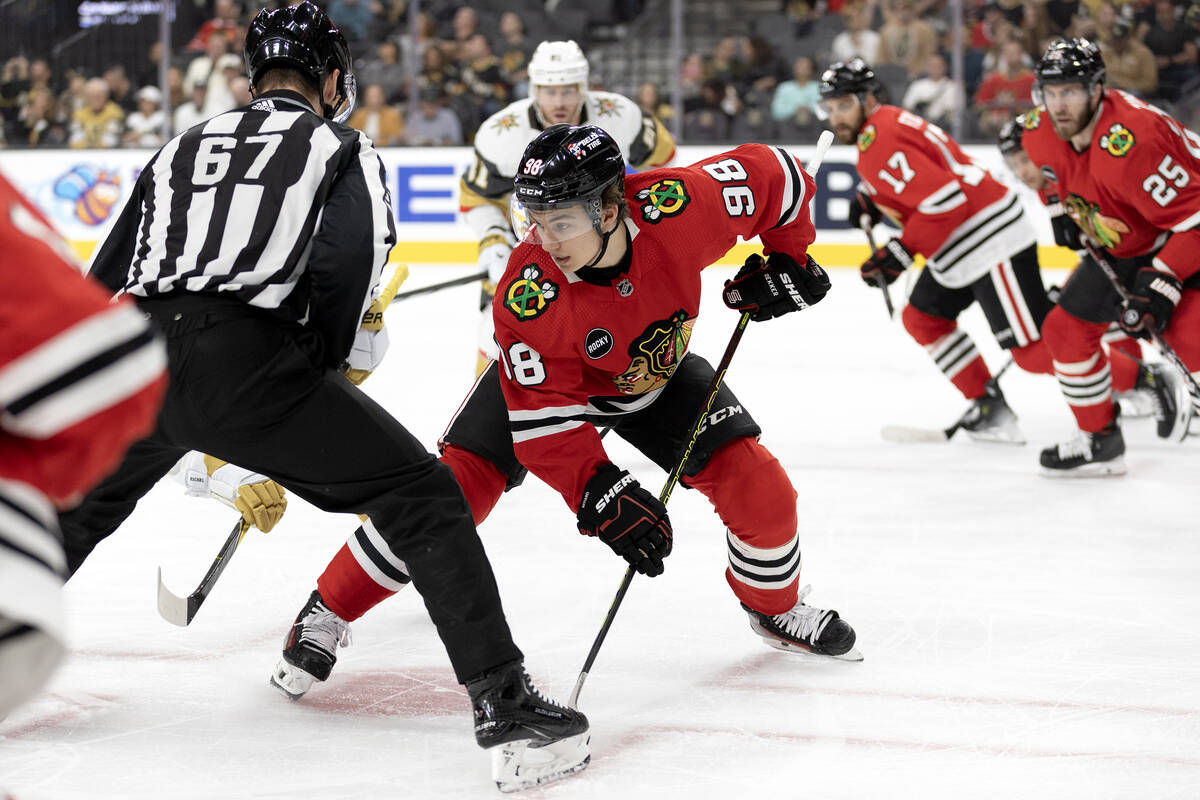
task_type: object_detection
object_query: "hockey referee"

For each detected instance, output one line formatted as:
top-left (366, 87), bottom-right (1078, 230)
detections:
top-left (56, 2), bottom-right (589, 783)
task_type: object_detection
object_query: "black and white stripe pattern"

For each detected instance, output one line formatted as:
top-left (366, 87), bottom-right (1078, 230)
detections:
top-left (925, 330), bottom-right (982, 380)
top-left (927, 192), bottom-right (1035, 289)
top-left (767, 146), bottom-right (808, 230)
top-left (1054, 353), bottom-right (1112, 407)
top-left (917, 180), bottom-right (967, 215)
top-left (727, 529), bottom-right (802, 591)
top-left (0, 303), bottom-right (164, 438)
top-left (0, 478), bottom-right (66, 642)
top-left (349, 519), bottom-right (411, 592)
top-left (509, 404), bottom-right (589, 444)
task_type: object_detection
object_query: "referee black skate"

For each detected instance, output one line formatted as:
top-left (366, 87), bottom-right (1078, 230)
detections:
top-left (57, 2), bottom-right (588, 791)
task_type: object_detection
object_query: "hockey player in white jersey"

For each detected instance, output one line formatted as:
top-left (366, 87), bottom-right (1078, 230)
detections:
top-left (459, 39), bottom-right (676, 373)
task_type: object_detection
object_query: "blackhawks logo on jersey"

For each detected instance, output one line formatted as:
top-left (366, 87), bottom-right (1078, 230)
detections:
top-left (1099, 123), bottom-right (1135, 157)
top-left (858, 124), bottom-right (876, 152)
top-left (637, 179), bottom-right (690, 223)
top-left (503, 265), bottom-right (558, 320)
top-left (613, 310), bottom-right (694, 396)
top-left (1064, 194), bottom-right (1131, 248)
top-left (1021, 109), bottom-right (1042, 130)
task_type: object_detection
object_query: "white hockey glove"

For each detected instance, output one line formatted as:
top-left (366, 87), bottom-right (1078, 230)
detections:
top-left (344, 295), bottom-right (390, 386)
top-left (478, 230), bottom-right (516, 310)
top-left (171, 452), bottom-right (287, 533)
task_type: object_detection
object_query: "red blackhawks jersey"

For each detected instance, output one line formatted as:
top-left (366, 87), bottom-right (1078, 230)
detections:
top-left (856, 104), bottom-right (1035, 288)
top-left (492, 143), bottom-right (815, 510)
top-left (1020, 90), bottom-right (1200, 282)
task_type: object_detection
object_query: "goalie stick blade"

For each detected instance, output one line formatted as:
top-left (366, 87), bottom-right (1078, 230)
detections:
top-left (156, 567), bottom-right (198, 627)
top-left (880, 424), bottom-right (953, 443)
top-left (492, 732), bottom-right (591, 793)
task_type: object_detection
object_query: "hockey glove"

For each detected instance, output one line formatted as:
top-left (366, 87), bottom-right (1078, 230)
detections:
top-left (344, 295), bottom-right (390, 386)
top-left (1120, 267), bottom-right (1182, 338)
top-left (172, 452), bottom-right (288, 533)
top-left (861, 238), bottom-right (913, 288)
top-left (849, 188), bottom-right (882, 230)
top-left (722, 252), bottom-right (831, 321)
top-left (1048, 201), bottom-right (1082, 250)
top-left (477, 231), bottom-right (516, 310)
top-left (577, 464), bottom-right (673, 577)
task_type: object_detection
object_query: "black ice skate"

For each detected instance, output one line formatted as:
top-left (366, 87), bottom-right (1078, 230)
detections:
top-left (1135, 362), bottom-right (1192, 442)
top-left (743, 586), bottom-right (863, 662)
top-left (270, 590), bottom-right (351, 700)
top-left (1039, 415), bottom-right (1126, 477)
top-left (466, 660), bottom-right (590, 792)
top-left (959, 379), bottom-right (1025, 445)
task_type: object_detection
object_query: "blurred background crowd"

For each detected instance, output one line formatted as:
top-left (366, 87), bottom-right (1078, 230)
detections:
top-left (2, 0), bottom-right (1199, 150)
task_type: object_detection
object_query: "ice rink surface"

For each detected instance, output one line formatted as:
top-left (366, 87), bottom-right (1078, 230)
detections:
top-left (2, 264), bottom-right (1197, 800)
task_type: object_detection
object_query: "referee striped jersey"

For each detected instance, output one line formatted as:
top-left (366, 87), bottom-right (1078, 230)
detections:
top-left (90, 90), bottom-right (396, 368)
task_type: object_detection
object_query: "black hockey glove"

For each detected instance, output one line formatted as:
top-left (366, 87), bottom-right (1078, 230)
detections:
top-left (577, 464), bottom-right (673, 577)
top-left (849, 188), bottom-right (882, 230)
top-left (1048, 203), bottom-right (1082, 250)
top-left (860, 238), bottom-right (913, 288)
top-left (1119, 267), bottom-right (1182, 338)
top-left (722, 252), bottom-right (830, 321)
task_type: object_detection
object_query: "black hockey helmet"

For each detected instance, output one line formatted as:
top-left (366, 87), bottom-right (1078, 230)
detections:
top-left (997, 115), bottom-right (1025, 155)
top-left (513, 124), bottom-right (624, 218)
top-left (244, 1), bottom-right (356, 122)
top-left (1034, 38), bottom-right (1105, 91)
top-left (818, 57), bottom-right (881, 100)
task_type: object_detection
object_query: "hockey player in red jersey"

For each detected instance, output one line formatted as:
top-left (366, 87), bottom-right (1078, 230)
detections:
top-left (273, 124), bottom-right (862, 700)
top-left (997, 115), bottom-right (1185, 436)
top-left (0, 170), bottom-right (166, 718)
top-left (821, 58), bottom-right (1055, 444)
top-left (1022, 38), bottom-right (1199, 475)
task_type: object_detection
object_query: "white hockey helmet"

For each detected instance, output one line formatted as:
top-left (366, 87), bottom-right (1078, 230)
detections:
top-left (528, 40), bottom-right (589, 94)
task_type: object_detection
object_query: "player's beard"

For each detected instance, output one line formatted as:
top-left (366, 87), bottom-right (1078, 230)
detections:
top-left (1049, 97), bottom-right (1097, 141)
top-left (832, 108), bottom-right (864, 145)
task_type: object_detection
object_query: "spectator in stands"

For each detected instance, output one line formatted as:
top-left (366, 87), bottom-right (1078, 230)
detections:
top-left (449, 6), bottom-right (481, 62)
top-left (103, 64), bottom-right (137, 115)
top-left (122, 86), bottom-right (165, 148)
top-left (877, 0), bottom-right (937, 77)
top-left (637, 81), bottom-right (675, 127)
top-left (458, 33), bottom-right (511, 134)
top-left (349, 83), bottom-right (406, 145)
top-left (185, 35), bottom-right (230, 104)
top-left (405, 86), bottom-right (463, 145)
top-left (0, 57), bottom-right (30, 133)
top-left (710, 37), bottom-right (748, 88)
top-left (203, 53), bottom-right (243, 117)
top-left (173, 79), bottom-right (209, 134)
top-left (683, 77), bottom-right (733, 141)
top-left (771, 55), bottom-right (821, 123)
top-left (418, 43), bottom-right (459, 95)
top-left (679, 52), bottom-right (707, 106)
top-left (901, 52), bottom-right (962, 128)
top-left (165, 66), bottom-right (185, 112)
top-left (973, 39), bottom-right (1035, 137)
top-left (187, 0), bottom-right (246, 52)
top-left (497, 11), bottom-right (533, 91)
top-left (58, 69), bottom-right (87, 120)
top-left (229, 76), bottom-right (253, 107)
top-left (1144, 0), bottom-right (1199, 100)
top-left (739, 36), bottom-right (785, 107)
top-left (831, 2), bottom-right (882, 64)
top-left (398, 10), bottom-right (440, 74)
top-left (327, 0), bottom-right (374, 50)
top-left (357, 40), bottom-right (407, 105)
top-left (1101, 14), bottom-right (1158, 96)
top-left (70, 78), bottom-right (124, 149)
top-left (13, 87), bottom-right (66, 147)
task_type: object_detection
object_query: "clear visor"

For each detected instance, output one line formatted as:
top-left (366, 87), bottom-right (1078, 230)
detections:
top-left (1032, 81), bottom-right (1089, 107)
top-left (513, 198), bottom-right (598, 248)
top-left (331, 71), bottom-right (357, 123)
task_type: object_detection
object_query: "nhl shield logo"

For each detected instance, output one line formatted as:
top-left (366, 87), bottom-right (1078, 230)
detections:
top-left (616, 278), bottom-right (634, 297)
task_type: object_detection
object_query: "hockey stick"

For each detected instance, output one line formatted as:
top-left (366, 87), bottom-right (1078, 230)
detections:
top-left (388, 269), bottom-right (489, 304)
top-left (154, 265), bottom-right (411, 627)
top-left (1082, 239), bottom-right (1200, 399)
top-left (881, 357), bottom-right (1016, 443)
top-left (858, 214), bottom-right (895, 318)
top-left (157, 518), bottom-right (249, 626)
top-left (568, 130), bottom-right (836, 709)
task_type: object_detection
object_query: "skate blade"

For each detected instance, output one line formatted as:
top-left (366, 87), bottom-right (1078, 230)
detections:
top-left (1039, 456), bottom-right (1127, 479)
top-left (964, 422), bottom-right (1026, 446)
top-left (269, 658), bottom-right (316, 701)
top-left (492, 732), bottom-right (591, 793)
top-left (761, 636), bottom-right (865, 662)
top-left (880, 424), bottom-right (950, 443)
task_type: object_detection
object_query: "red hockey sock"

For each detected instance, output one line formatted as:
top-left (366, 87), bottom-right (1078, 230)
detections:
top-left (1108, 340), bottom-right (1140, 393)
top-left (1042, 305), bottom-right (1115, 432)
top-left (687, 437), bottom-right (800, 616)
top-left (1010, 339), bottom-right (1053, 375)
top-left (902, 304), bottom-right (990, 399)
top-left (317, 532), bottom-right (402, 622)
top-left (440, 444), bottom-right (507, 526)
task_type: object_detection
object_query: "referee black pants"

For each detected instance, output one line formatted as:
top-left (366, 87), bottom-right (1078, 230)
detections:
top-left (59, 295), bottom-right (521, 683)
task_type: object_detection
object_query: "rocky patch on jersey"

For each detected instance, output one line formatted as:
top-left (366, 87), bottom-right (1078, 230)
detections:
top-left (1064, 194), bottom-right (1130, 248)
top-left (1100, 123), bottom-right (1135, 157)
top-left (504, 265), bottom-right (559, 321)
top-left (612, 310), bottom-right (693, 396)
top-left (858, 124), bottom-right (876, 152)
top-left (637, 179), bottom-right (689, 223)
top-left (585, 328), bottom-right (614, 358)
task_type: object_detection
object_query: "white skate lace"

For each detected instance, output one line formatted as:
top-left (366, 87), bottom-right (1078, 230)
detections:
top-left (522, 670), bottom-right (567, 711)
top-left (1055, 433), bottom-right (1091, 460)
top-left (299, 603), bottom-right (352, 650)
top-left (770, 585), bottom-right (830, 644)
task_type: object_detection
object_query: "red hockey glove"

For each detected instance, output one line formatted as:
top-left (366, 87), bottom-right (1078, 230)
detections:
top-left (849, 188), bottom-right (882, 230)
top-left (577, 464), bottom-right (672, 577)
top-left (1120, 267), bottom-right (1182, 338)
top-left (722, 252), bottom-right (830, 321)
top-left (861, 238), bottom-right (912, 288)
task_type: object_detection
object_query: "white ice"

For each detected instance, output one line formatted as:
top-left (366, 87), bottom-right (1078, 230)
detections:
top-left (2, 264), bottom-right (1198, 800)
